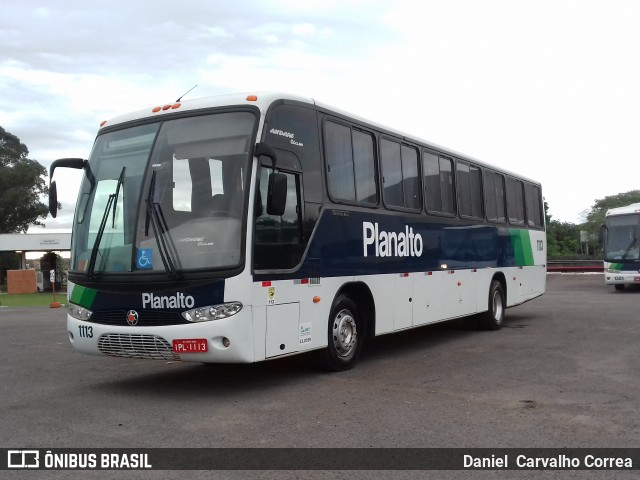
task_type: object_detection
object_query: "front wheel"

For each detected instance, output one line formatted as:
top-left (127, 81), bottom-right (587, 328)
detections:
top-left (479, 280), bottom-right (505, 330)
top-left (321, 295), bottom-right (365, 371)
top-left (614, 284), bottom-right (625, 291)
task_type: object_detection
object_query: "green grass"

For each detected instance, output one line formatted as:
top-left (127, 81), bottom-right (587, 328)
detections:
top-left (0, 293), bottom-right (67, 307)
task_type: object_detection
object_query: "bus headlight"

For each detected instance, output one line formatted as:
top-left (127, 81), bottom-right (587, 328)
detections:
top-left (68, 303), bottom-right (93, 321)
top-left (182, 302), bottom-right (243, 322)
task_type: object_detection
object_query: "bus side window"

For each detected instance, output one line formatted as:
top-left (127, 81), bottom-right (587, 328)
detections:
top-left (506, 177), bottom-right (526, 225)
top-left (484, 170), bottom-right (506, 223)
top-left (525, 183), bottom-right (544, 228)
top-left (324, 120), bottom-right (377, 205)
top-left (254, 167), bottom-right (304, 270)
top-left (380, 138), bottom-right (420, 210)
top-left (423, 151), bottom-right (455, 216)
top-left (456, 162), bottom-right (482, 219)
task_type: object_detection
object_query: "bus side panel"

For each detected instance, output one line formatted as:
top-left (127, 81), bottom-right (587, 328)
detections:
top-left (354, 274), bottom-right (395, 335)
top-left (412, 270), bottom-right (443, 326)
top-left (251, 276), bottom-right (348, 356)
top-left (440, 268), bottom-right (477, 319)
top-left (252, 305), bottom-right (267, 362)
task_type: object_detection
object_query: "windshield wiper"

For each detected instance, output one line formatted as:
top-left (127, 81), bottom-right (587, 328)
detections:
top-left (621, 237), bottom-right (638, 260)
top-left (144, 170), bottom-right (180, 278)
top-left (87, 166), bottom-right (125, 279)
top-left (112, 166), bottom-right (125, 227)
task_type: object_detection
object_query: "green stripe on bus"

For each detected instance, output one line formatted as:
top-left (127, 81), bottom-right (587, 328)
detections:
top-left (510, 229), bottom-right (535, 266)
top-left (609, 263), bottom-right (623, 270)
top-left (70, 285), bottom-right (98, 308)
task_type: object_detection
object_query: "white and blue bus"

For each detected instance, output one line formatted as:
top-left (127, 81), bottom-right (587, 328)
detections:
top-left (49, 92), bottom-right (546, 371)
top-left (602, 202), bottom-right (640, 291)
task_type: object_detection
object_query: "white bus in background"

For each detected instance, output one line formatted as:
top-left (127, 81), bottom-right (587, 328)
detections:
top-left (48, 92), bottom-right (546, 371)
top-left (602, 202), bottom-right (640, 291)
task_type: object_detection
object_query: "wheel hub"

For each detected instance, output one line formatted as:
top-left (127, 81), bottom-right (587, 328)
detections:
top-left (333, 309), bottom-right (357, 357)
top-left (492, 290), bottom-right (504, 322)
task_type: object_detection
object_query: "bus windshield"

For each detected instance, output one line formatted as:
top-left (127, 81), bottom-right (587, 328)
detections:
top-left (604, 214), bottom-right (640, 262)
top-left (71, 111), bottom-right (257, 276)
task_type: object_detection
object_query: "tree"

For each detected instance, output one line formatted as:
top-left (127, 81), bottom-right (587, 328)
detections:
top-left (546, 220), bottom-right (581, 257)
top-left (545, 200), bottom-right (582, 257)
top-left (0, 126), bottom-right (50, 233)
top-left (580, 190), bottom-right (640, 238)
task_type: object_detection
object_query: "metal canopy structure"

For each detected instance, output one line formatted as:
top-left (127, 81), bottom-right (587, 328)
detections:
top-left (0, 233), bottom-right (71, 269)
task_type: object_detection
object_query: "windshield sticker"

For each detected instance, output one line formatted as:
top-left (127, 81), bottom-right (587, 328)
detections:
top-left (137, 248), bottom-right (153, 269)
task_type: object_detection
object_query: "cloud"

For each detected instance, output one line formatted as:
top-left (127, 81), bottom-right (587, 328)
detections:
top-left (6, 2), bottom-right (396, 235)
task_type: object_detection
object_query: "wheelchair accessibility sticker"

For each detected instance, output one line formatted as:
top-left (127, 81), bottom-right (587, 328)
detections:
top-left (137, 248), bottom-right (153, 269)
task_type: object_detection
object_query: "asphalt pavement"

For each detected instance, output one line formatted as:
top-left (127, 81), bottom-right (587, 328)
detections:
top-left (1, 273), bottom-right (638, 480)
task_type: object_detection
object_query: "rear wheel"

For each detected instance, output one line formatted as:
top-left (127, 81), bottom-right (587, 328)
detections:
top-left (479, 279), bottom-right (505, 330)
top-left (321, 295), bottom-right (364, 371)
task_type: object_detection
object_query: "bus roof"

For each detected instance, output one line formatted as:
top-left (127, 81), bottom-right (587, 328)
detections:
top-left (98, 91), bottom-right (309, 129)
top-left (605, 203), bottom-right (640, 217)
top-left (98, 91), bottom-right (541, 186)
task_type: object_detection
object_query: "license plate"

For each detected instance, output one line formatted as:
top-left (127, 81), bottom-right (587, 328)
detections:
top-left (172, 338), bottom-right (208, 353)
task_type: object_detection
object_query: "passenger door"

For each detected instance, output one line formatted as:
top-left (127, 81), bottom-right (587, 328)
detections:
top-left (254, 166), bottom-right (305, 358)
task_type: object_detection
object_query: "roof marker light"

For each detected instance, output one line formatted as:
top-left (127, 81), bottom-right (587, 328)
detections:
top-left (152, 103), bottom-right (181, 113)
top-left (100, 120), bottom-right (107, 127)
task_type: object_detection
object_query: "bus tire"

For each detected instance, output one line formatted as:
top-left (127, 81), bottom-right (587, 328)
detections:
top-left (614, 284), bottom-right (625, 291)
top-left (479, 279), bottom-right (505, 330)
top-left (321, 295), bottom-right (364, 371)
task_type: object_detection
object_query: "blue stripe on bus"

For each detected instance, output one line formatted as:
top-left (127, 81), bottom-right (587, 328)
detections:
top-left (608, 262), bottom-right (640, 272)
top-left (255, 209), bottom-right (539, 281)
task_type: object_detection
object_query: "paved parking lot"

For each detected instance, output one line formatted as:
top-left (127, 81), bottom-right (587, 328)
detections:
top-left (1, 274), bottom-right (638, 479)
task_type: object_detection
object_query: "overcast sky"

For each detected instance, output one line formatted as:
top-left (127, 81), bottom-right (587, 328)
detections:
top-left (2, 0), bottom-right (639, 231)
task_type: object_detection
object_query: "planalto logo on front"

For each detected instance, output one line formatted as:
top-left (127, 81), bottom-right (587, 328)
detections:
top-left (362, 221), bottom-right (423, 258)
top-left (142, 292), bottom-right (195, 309)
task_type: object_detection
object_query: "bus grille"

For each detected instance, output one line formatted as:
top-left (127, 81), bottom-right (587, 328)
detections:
top-left (90, 310), bottom-right (189, 326)
top-left (98, 334), bottom-right (180, 361)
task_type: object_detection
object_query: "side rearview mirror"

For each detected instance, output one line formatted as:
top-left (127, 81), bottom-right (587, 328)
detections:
top-left (266, 172), bottom-right (287, 216)
top-left (48, 158), bottom-right (86, 218)
top-left (49, 181), bottom-right (58, 218)
top-left (598, 224), bottom-right (607, 245)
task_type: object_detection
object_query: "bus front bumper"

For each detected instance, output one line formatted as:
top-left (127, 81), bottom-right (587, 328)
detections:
top-left (604, 272), bottom-right (640, 286)
top-left (66, 310), bottom-right (255, 364)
